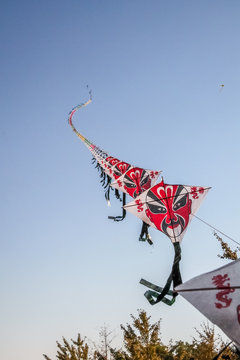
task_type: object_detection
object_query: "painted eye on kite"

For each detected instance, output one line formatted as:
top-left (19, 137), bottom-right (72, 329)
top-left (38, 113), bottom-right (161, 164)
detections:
top-left (173, 195), bottom-right (187, 211)
top-left (114, 169), bottom-right (121, 177)
top-left (148, 203), bottom-right (167, 214)
top-left (124, 181), bottom-right (136, 188)
top-left (141, 174), bottom-right (150, 186)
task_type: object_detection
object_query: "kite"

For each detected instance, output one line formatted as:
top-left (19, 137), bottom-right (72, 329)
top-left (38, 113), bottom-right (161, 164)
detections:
top-left (68, 93), bottom-right (211, 305)
top-left (68, 93), bottom-right (161, 244)
top-left (125, 179), bottom-right (210, 304)
top-left (175, 259), bottom-right (240, 352)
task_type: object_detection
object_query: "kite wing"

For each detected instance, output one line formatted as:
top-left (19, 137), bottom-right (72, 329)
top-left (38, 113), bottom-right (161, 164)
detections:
top-left (175, 259), bottom-right (240, 349)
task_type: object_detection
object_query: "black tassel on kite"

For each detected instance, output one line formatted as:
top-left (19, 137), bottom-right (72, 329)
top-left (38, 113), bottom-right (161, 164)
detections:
top-left (105, 186), bottom-right (110, 203)
top-left (103, 176), bottom-right (112, 206)
top-left (91, 157), bottom-right (96, 164)
top-left (104, 175), bottom-right (112, 189)
top-left (114, 189), bottom-right (121, 200)
top-left (100, 172), bottom-right (106, 185)
top-left (95, 162), bottom-right (100, 171)
top-left (91, 160), bottom-right (127, 218)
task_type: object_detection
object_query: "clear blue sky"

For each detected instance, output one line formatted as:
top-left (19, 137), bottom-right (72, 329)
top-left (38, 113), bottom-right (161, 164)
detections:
top-left (1, 1), bottom-right (240, 359)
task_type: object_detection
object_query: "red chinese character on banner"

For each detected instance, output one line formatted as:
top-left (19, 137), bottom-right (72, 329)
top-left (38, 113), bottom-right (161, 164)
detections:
top-left (212, 274), bottom-right (235, 309)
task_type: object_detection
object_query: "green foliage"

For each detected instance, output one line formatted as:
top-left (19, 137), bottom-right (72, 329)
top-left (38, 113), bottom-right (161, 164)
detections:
top-left (43, 311), bottom-right (239, 360)
top-left (43, 334), bottom-right (91, 360)
top-left (214, 232), bottom-right (239, 260)
top-left (168, 340), bottom-right (195, 360)
top-left (213, 342), bottom-right (240, 360)
top-left (111, 309), bottom-right (169, 360)
top-left (94, 325), bottom-right (115, 360)
top-left (191, 323), bottom-right (218, 360)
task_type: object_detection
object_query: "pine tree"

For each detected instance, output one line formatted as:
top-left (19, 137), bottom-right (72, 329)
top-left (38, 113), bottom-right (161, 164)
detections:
top-left (111, 309), bottom-right (169, 360)
top-left (168, 340), bottom-right (195, 360)
top-left (191, 323), bottom-right (218, 360)
top-left (94, 325), bottom-right (115, 360)
top-left (43, 334), bottom-right (91, 360)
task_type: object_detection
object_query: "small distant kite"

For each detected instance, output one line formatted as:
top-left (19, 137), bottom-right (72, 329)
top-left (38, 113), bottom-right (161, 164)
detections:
top-left (220, 84), bottom-right (224, 92)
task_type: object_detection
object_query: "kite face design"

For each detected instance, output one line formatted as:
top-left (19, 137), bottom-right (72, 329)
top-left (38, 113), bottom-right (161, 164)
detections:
top-left (106, 156), bottom-right (120, 167)
top-left (105, 157), bottom-right (120, 175)
top-left (109, 158), bottom-right (120, 166)
top-left (123, 168), bottom-right (151, 198)
top-left (105, 156), bottom-right (113, 169)
top-left (145, 183), bottom-right (192, 240)
top-left (113, 162), bottom-right (131, 179)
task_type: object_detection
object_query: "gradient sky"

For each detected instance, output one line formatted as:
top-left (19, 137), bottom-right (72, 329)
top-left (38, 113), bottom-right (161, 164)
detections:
top-left (1, 1), bottom-right (240, 359)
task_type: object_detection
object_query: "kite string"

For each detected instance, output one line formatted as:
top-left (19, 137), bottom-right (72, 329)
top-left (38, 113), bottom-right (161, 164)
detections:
top-left (192, 214), bottom-right (240, 246)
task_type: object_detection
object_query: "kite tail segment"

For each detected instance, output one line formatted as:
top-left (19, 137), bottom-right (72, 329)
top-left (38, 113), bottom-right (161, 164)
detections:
top-left (140, 242), bottom-right (182, 305)
top-left (69, 94), bottom-right (118, 205)
top-left (68, 93), bottom-right (95, 150)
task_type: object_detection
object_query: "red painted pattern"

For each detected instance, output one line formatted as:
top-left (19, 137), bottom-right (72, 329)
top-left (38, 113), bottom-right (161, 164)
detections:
top-left (212, 274), bottom-right (235, 309)
top-left (190, 186), bottom-right (205, 199)
top-left (135, 199), bottom-right (144, 212)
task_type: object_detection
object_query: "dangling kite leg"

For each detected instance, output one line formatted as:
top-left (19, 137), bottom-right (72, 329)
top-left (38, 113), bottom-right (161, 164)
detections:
top-left (140, 241), bottom-right (182, 305)
top-left (139, 222), bottom-right (153, 245)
